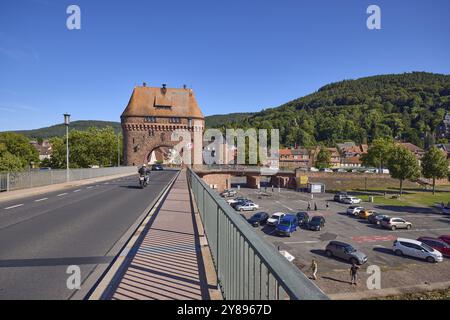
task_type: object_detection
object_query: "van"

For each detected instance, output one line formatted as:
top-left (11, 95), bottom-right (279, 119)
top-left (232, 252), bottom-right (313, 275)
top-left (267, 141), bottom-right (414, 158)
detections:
top-left (276, 215), bottom-right (298, 237)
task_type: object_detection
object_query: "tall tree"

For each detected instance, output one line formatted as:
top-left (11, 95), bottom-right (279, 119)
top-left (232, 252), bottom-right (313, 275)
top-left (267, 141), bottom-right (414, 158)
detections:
top-left (315, 147), bottom-right (332, 170)
top-left (421, 146), bottom-right (449, 195)
top-left (386, 145), bottom-right (421, 196)
top-left (0, 133), bottom-right (39, 172)
top-left (361, 137), bottom-right (394, 172)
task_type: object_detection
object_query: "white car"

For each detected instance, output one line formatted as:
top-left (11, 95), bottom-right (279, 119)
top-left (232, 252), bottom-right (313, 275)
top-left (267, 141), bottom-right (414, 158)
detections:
top-left (267, 212), bottom-right (286, 226)
top-left (235, 202), bottom-right (259, 212)
top-left (393, 238), bottom-right (443, 263)
top-left (342, 196), bottom-right (362, 204)
top-left (309, 167), bottom-right (319, 172)
top-left (227, 197), bottom-right (247, 205)
top-left (347, 206), bottom-right (364, 215)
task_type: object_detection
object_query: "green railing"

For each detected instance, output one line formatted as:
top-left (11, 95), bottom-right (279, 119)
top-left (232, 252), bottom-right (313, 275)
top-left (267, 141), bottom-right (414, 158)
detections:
top-left (187, 167), bottom-right (328, 300)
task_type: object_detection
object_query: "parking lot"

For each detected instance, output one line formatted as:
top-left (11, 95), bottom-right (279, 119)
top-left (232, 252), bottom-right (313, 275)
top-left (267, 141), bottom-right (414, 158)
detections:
top-left (226, 187), bottom-right (450, 298)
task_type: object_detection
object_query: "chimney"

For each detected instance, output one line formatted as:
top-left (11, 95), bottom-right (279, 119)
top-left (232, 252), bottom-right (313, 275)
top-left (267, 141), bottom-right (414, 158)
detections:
top-left (143, 82), bottom-right (147, 87)
top-left (183, 84), bottom-right (187, 89)
top-left (161, 83), bottom-right (167, 94)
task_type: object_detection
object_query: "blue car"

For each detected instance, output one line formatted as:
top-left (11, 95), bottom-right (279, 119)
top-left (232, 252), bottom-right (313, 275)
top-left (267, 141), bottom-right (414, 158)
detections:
top-left (276, 215), bottom-right (298, 237)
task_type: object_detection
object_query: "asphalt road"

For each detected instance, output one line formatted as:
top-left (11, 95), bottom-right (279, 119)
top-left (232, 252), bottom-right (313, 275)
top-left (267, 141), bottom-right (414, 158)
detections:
top-left (0, 170), bottom-right (177, 300)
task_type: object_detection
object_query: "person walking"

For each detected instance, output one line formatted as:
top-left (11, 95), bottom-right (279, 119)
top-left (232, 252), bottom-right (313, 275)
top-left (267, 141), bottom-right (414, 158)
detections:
top-left (350, 263), bottom-right (360, 285)
top-left (314, 202), bottom-right (318, 211)
top-left (326, 201), bottom-right (329, 209)
top-left (309, 259), bottom-right (318, 280)
top-left (307, 202), bottom-right (311, 211)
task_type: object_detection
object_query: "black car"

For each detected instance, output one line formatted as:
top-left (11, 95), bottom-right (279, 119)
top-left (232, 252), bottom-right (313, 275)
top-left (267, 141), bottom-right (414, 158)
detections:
top-left (248, 212), bottom-right (269, 227)
top-left (296, 211), bottom-right (310, 226)
top-left (367, 213), bottom-right (389, 226)
top-left (308, 216), bottom-right (325, 231)
top-left (151, 164), bottom-right (163, 171)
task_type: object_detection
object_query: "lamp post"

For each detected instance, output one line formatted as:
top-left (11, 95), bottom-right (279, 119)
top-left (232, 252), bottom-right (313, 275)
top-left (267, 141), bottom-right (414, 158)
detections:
top-left (64, 114), bottom-right (70, 182)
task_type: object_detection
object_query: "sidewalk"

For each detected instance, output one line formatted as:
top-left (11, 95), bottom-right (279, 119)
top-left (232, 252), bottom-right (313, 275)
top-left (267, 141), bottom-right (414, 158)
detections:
top-left (101, 172), bottom-right (220, 300)
top-left (0, 172), bottom-right (136, 204)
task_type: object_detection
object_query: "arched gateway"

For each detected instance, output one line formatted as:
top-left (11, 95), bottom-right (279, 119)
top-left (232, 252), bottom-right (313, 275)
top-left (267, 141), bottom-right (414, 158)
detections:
top-left (121, 84), bottom-right (205, 166)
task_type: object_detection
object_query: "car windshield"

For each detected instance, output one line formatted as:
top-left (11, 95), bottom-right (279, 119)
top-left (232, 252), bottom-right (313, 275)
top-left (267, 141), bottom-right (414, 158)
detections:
top-left (279, 220), bottom-right (291, 227)
top-left (421, 243), bottom-right (434, 252)
top-left (344, 246), bottom-right (356, 253)
top-left (252, 213), bottom-right (262, 218)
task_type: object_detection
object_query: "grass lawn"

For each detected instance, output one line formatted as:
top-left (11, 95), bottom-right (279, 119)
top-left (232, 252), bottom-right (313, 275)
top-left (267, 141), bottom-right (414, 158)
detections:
top-left (350, 187), bottom-right (450, 208)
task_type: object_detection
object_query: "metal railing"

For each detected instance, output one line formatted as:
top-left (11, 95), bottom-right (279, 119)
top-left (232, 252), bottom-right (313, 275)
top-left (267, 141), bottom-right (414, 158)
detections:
top-left (187, 167), bottom-right (328, 300)
top-left (0, 166), bottom-right (138, 192)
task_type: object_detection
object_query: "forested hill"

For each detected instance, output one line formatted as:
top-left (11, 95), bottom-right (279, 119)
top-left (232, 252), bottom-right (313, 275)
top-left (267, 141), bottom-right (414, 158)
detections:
top-left (216, 72), bottom-right (450, 148)
top-left (11, 121), bottom-right (122, 139)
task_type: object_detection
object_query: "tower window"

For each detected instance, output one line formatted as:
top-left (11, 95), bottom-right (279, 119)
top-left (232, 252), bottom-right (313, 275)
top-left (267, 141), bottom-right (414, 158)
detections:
top-left (169, 117), bottom-right (181, 123)
top-left (144, 116), bottom-right (157, 123)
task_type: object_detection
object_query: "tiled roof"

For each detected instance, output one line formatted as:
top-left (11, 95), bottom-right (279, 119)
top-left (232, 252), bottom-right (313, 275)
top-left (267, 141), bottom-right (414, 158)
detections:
top-left (122, 85), bottom-right (204, 119)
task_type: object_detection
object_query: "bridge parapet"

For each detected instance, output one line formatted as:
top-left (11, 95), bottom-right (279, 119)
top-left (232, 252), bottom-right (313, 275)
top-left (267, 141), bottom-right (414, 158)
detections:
top-left (187, 167), bottom-right (329, 300)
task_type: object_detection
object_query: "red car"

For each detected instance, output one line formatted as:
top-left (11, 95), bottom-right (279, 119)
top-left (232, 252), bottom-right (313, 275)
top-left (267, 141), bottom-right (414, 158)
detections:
top-left (439, 235), bottom-right (450, 245)
top-left (418, 237), bottom-right (450, 256)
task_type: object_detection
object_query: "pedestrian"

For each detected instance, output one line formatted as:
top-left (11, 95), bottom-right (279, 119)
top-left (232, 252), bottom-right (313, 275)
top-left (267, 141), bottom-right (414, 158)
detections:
top-left (310, 259), bottom-right (318, 280)
top-left (326, 201), bottom-right (329, 209)
top-left (314, 202), bottom-right (318, 211)
top-left (350, 263), bottom-right (360, 285)
top-left (307, 202), bottom-right (311, 211)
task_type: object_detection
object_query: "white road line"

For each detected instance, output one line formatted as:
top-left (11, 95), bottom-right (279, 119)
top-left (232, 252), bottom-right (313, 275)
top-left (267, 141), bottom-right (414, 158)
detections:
top-left (284, 241), bottom-right (319, 244)
top-left (73, 189), bottom-right (81, 193)
top-left (35, 198), bottom-right (48, 202)
top-left (87, 186), bottom-right (93, 189)
top-left (4, 204), bottom-right (24, 210)
top-left (57, 193), bottom-right (68, 197)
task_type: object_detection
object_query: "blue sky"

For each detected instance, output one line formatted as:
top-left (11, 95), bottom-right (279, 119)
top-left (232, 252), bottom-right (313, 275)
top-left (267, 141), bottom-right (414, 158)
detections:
top-left (0, 0), bottom-right (449, 131)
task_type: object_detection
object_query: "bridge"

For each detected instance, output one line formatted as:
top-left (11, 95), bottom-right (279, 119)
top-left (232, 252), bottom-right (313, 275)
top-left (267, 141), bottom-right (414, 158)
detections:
top-left (0, 166), bottom-right (327, 300)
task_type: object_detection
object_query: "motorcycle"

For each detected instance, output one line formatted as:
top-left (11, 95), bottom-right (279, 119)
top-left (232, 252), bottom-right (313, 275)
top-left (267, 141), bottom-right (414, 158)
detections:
top-left (139, 174), bottom-right (148, 189)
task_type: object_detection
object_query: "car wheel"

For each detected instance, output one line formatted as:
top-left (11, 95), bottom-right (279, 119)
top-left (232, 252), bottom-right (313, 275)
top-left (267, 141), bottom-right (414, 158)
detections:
top-left (240, 209), bottom-right (244, 212)
top-left (391, 226), bottom-right (396, 231)
top-left (326, 250), bottom-right (333, 257)
top-left (426, 256), bottom-right (435, 263)
top-left (394, 249), bottom-right (403, 256)
top-left (406, 224), bottom-right (412, 230)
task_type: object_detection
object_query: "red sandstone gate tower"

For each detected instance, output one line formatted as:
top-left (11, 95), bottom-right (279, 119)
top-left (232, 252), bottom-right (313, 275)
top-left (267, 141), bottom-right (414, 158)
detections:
top-left (121, 84), bottom-right (205, 166)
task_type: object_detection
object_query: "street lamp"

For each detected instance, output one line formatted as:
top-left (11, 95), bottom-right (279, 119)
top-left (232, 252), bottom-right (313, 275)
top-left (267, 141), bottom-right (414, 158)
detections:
top-left (64, 113), bottom-right (70, 182)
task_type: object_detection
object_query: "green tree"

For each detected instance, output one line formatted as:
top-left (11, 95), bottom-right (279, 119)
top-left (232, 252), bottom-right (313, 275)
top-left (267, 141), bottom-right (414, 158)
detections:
top-left (421, 146), bottom-right (449, 195)
top-left (0, 133), bottom-right (39, 172)
top-left (361, 137), bottom-right (394, 172)
top-left (315, 147), bottom-right (331, 170)
top-left (386, 145), bottom-right (421, 196)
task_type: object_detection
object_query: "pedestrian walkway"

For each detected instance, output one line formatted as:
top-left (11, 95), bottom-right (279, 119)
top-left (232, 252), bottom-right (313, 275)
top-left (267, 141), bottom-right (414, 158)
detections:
top-left (104, 172), bottom-right (217, 300)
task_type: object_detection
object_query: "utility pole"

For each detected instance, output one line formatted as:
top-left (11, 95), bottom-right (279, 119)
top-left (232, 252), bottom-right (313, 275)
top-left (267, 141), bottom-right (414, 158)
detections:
top-left (64, 114), bottom-right (70, 182)
top-left (117, 133), bottom-right (120, 167)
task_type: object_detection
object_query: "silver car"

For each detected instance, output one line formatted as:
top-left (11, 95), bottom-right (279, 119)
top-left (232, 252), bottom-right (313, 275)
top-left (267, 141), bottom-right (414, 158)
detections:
top-left (380, 217), bottom-right (412, 230)
top-left (235, 202), bottom-right (259, 212)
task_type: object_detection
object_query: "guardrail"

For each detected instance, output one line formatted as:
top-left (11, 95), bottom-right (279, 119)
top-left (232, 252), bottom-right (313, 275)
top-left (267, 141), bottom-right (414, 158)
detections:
top-left (0, 166), bottom-right (138, 192)
top-left (187, 167), bottom-right (328, 300)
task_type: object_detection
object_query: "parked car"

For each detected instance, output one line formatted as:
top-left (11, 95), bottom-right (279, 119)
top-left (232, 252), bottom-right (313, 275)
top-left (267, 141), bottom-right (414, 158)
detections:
top-left (319, 168), bottom-right (333, 173)
top-left (381, 217), bottom-right (412, 230)
top-left (417, 237), bottom-right (450, 256)
top-left (247, 212), bottom-right (269, 227)
top-left (220, 189), bottom-right (237, 198)
top-left (276, 215), bottom-right (298, 237)
top-left (342, 196), bottom-right (362, 204)
top-left (309, 167), bottom-right (319, 172)
top-left (307, 216), bottom-right (325, 231)
top-left (267, 212), bottom-right (286, 226)
top-left (347, 206), bottom-right (364, 216)
top-left (227, 197), bottom-right (248, 205)
top-left (368, 214), bottom-right (390, 226)
top-left (235, 202), bottom-right (259, 212)
top-left (334, 192), bottom-right (348, 203)
top-left (151, 164), bottom-right (163, 171)
top-left (393, 238), bottom-right (443, 263)
top-left (296, 211), bottom-right (310, 226)
top-left (325, 241), bottom-right (368, 265)
top-left (358, 209), bottom-right (376, 219)
top-left (439, 235), bottom-right (450, 245)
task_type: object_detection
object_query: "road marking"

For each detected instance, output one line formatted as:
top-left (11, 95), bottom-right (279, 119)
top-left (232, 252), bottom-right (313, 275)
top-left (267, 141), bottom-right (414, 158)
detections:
top-left (275, 200), bottom-right (294, 211)
top-left (284, 240), bottom-right (319, 244)
top-left (87, 186), bottom-right (93, 189)
top-left (57, 193), bottom-right (68, 197)
top-left (4, 204), bottom-right (24, 210)
top-left (73, 189), bottom-right (81, 193)
top-left (35, 198), bottom-right (48, 202)
top-left (351, 235), bottom-right (396, 243)
top-left (395, 227), bottom-right (450, 233)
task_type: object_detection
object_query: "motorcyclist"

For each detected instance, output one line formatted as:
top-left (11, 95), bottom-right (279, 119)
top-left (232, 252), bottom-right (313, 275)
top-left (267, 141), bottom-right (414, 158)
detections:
top-left (138, 164), bottom-right (150, 184)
